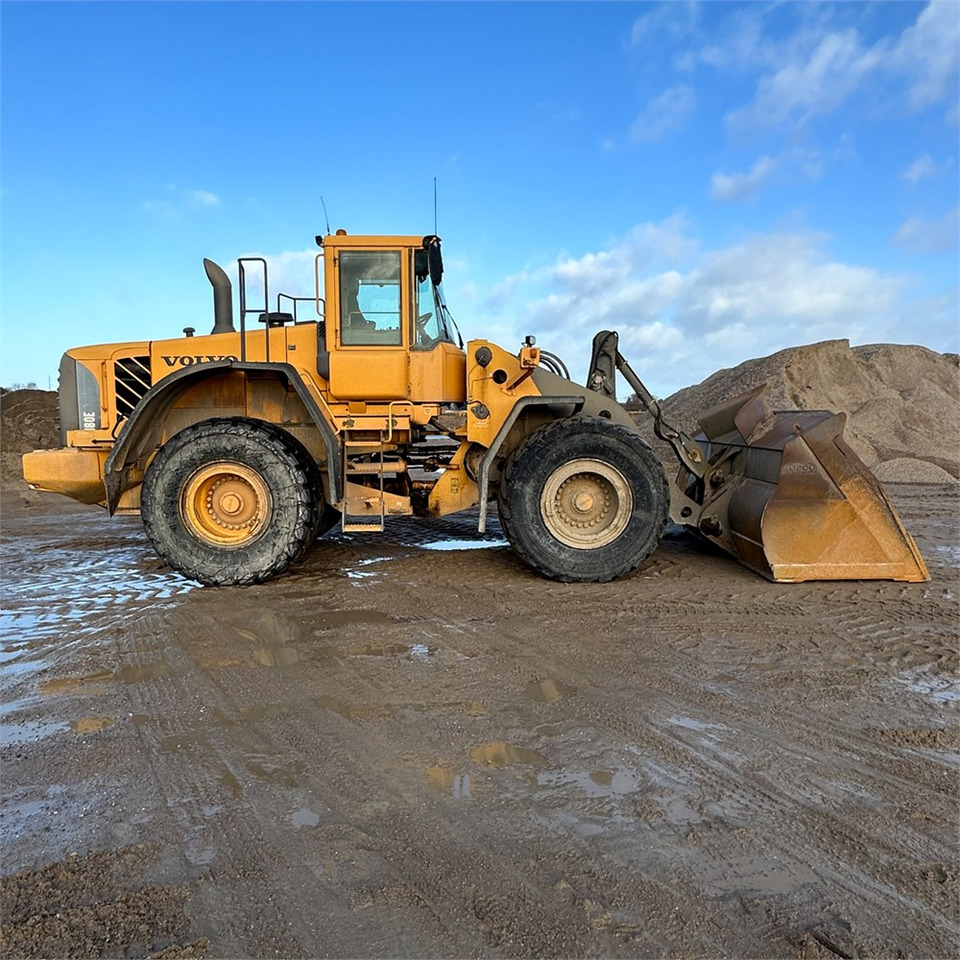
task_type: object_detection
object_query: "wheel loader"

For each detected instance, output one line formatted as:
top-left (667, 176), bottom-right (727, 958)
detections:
top-left (22, 230), bottom-right (929, 586)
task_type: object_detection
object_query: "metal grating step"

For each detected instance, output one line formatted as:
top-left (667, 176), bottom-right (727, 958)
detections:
top-left (341, 521), bottom-right (386, 533)
top-left (345, 460), bottom-right (407, 475)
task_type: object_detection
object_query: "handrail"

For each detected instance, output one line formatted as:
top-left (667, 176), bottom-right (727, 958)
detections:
top-left (238, 257), bottom-right (269, 363)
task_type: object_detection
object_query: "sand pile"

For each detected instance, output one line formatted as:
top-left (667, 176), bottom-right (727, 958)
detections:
top-left (633, 340), bottom-right (959, 484)
top-left (1, 389), bottom-right (59, 488)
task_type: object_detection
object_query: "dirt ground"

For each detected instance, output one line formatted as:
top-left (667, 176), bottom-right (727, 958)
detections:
top-left (1, 481), bottom-right (957, 959)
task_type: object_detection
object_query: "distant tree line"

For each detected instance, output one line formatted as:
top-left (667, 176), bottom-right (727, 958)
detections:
top-left (2, 382), bottom-right (40, 393)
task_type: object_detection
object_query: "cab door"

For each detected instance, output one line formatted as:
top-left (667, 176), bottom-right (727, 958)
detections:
top-left (328, 248), bottom-right (409, 400)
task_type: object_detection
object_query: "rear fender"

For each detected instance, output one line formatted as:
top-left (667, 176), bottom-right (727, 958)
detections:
top-left (103, 361), bottom-right (341, 514)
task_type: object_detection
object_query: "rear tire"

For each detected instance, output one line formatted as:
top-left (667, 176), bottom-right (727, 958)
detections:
top-left (497, 417), bottom-right (669, 582)
top-left (141, 418), bottom-right (320, 585)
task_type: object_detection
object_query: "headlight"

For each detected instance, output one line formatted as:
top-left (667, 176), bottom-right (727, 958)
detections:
top-left (58, 354), bottom-right (101, 443)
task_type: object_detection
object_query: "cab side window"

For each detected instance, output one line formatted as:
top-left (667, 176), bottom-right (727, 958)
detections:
top-left (339, 251), bottom-right (402, 346)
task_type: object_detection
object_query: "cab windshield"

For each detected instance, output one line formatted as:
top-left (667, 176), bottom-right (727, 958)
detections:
top-left (414, 271), bottom-right (459, 349)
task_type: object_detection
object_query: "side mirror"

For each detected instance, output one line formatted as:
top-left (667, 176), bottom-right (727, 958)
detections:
top-left (428, 242), bottom-right (443, 285)
top-left (421, 235), bottom-right (443, 285)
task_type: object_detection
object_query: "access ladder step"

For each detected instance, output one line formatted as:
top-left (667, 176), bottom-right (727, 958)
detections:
top-left (341, 493), bottom-right (386, 533)
top-left (341, 521), bottom-right (386, 533)
top-left (345, 460), bottom-right (407, 475)
top-left (340, 430), bottom-right (389, 533)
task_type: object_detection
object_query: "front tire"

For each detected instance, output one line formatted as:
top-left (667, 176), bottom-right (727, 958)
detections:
top-left (497, 417), bottom-right (669, 582)
top-left (141, 418), bottom-right (320, 585)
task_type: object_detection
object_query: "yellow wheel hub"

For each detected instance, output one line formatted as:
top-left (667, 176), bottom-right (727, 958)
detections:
top-left (540, 458), bottom-right (632, 549)
top-left (181, 462), bottom-right (271, 547)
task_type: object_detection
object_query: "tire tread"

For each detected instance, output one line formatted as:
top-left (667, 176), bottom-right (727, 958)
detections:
top-left (141, 417), bottom-right (321, 586)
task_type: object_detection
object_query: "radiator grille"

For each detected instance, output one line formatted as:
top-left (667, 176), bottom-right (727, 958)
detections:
top-left (114, 356), bottom-right (152, 418)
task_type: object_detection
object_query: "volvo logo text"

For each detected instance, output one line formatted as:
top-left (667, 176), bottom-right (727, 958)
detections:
top-left (161, 355), bottom-right (239, 367)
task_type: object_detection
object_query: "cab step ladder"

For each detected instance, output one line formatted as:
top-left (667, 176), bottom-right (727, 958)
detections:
top-left (340, 432), bottom-right (407, 533)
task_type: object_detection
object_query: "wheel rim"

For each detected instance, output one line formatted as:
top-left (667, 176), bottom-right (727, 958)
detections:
top-left (540, 458), bottom-right (633, 549)
top-left (180, 461), bottom-right (271, 547)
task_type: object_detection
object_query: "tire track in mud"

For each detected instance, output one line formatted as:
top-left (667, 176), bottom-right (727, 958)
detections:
top-left (542, 723), bottom-right (946, 955)
top-left (121, 614), bottom-right (388, 957)
top-left (111, 603), bottom-right (490, 958)
top-left (240, 644), bottom-right (621, 955)
top-left (310, 596), bottom-right (944, 956)
top-left (117, 592), bottom-right (680, 957)
top-left (440, 600), bottom-right (949, 928)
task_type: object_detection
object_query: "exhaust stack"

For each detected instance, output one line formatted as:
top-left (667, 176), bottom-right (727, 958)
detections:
top-left (203, 258), bottom-right (236, 334)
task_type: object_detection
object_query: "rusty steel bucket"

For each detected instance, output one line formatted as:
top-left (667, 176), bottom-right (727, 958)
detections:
top-left (690, 387), bottom-right (930, 583)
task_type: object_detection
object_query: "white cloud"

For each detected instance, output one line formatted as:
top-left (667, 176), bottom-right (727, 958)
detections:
top-left (619, 2), bottom-right (957, 201)
top-left (466, 219), bottom-right (952, 397)
top-left (680, 234), bottom-right (901, 331)
top-left (726, 27), bottom-right (884, 132)
top-left (630, 85), bottom-right (695, 142)
top-left (629, 2), bottom-right (699, 50)
top-left (711, 155), bottom-right (778, 201)
top-left (141, 184), bottom-right (222, 219)
top-left (696, 10), bottom-right (770, 73)
top-left (485, 217), bottom-right (697, 316)
top-left (902, 155), bottom-right (949, 182)
top-left (486, 272), bottom-right (530, 312)
top-left (711, 148), bottom-right (826, 202)
top-left (888, 0), bottom-right (960, 109)
top-left (891, 207), bottom-right (960, 254)
top-left (723, 1), bottom-right (958, 134)
top-left (191, 190), bottom-right (220, 206)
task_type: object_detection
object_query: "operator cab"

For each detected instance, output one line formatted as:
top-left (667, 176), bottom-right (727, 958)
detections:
top-left (221, 232), bottom-right (466, 402)
top-left (322, 232), bottom-right (466, 402)
top-left (336, 236), bottom-right (458, 350)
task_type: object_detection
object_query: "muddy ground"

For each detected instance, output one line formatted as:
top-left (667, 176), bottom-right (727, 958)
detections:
top-left (1, 483), bottom-right (957, 959)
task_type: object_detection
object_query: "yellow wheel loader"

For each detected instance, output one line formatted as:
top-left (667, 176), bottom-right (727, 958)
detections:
top-left (22, 231), bottom-right (929, 586)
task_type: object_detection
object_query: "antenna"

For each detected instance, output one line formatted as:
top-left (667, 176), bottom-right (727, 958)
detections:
top-left (433, 177), bottom-right (438, 234)
top-left (320, 196), bottom-right (331, 235)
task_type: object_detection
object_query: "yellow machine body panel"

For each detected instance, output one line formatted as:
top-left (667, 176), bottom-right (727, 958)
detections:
top-left (409, 341), bottom-right (467, 405)
top-left (22, 447), bottom-right (106, 503)
top-left (466, 340), bottom-right (544, 446)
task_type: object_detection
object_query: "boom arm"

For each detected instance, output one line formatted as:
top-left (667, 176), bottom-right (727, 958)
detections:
top-left (586, 330), bottom-right (706, 477)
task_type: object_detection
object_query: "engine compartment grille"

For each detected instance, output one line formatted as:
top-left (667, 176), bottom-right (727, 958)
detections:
top-left (114, 356), bottom-right (152, 418)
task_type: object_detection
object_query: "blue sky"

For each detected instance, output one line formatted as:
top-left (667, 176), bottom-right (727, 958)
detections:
top-left (2, 1), bottom-right (957, 397)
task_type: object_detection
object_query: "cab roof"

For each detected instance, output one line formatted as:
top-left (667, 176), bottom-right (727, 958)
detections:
top-left (319, 231), bottom-right (427, 249)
